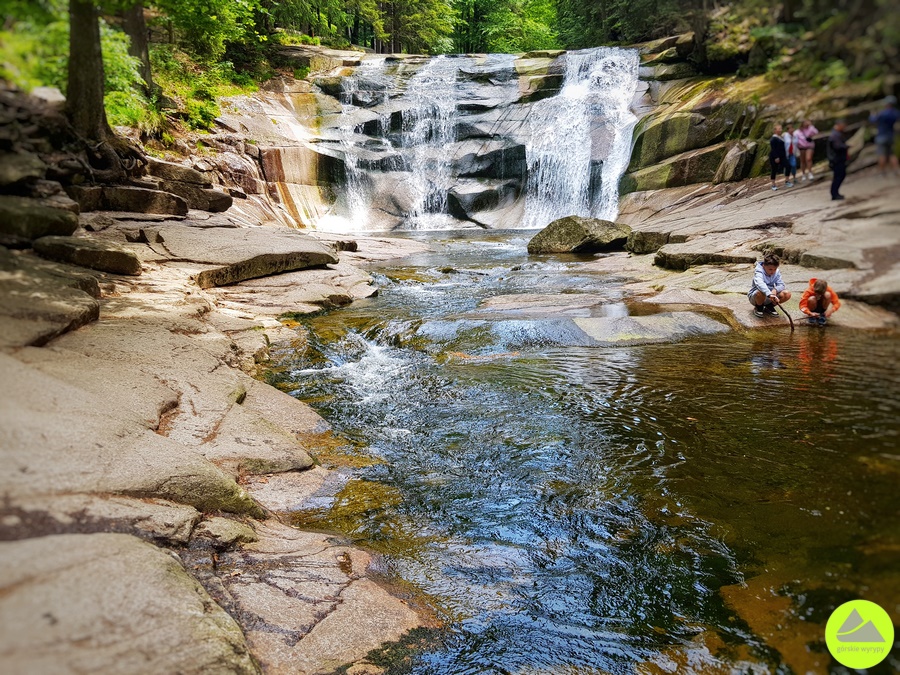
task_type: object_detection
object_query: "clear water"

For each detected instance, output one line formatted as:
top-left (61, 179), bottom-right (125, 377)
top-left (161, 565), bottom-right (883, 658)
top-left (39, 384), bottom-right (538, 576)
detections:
top-left (269, 232), bottom-right (900, 674)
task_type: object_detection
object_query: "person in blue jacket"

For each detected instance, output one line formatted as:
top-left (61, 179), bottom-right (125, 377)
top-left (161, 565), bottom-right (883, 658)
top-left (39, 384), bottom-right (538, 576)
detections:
top-left (870, 95), bottom-right (899, 175)
top-left (749, 253), bottom-right (791, 317)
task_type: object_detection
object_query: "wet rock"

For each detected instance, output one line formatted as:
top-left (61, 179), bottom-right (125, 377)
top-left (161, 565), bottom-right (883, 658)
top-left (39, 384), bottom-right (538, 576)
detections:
top-left (277, 45), bottom-right (362, 74)
top-left (33, 235), bottom-right (143, 276)
top-left (212, 520), bottom-right (422, 675)
top-left (448, 179), bottom-right (519, 220)
top-left (146, 157), bottom-right (212, 186)
top-left (0, 533), bottom-right (258, 674)
top-left (629, 112), bottom-right (731, 171)
top-left (527, 215), bottom-right (631, 254)
top-left (573, 312), bottom-right (729, 345)
top-left (640, 62), bottom-right (697, 81)
top-left (0, 249), bottom-right (99, 348)
top-left (452, 139), bottom-right (527, 179)
top-left (0, 195), bottom-right (78, 246)
top-left (142, 225), bottom-right (338, 288)
top-left (653, 232), bottom-right (760, 271)
top-left (518, 73), bottom-right (565, 103)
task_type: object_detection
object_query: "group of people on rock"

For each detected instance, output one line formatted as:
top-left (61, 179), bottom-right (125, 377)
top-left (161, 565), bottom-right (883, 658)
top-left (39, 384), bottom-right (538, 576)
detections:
top-left (768, 95), bottom-right (899, 201)
top-left (768, 119), bottom-right (819, 191)
top-left (748, 254), bottom-right (841, 325)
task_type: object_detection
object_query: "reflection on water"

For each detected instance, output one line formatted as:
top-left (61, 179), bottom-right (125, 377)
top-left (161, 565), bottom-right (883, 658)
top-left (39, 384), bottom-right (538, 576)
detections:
top-left (269, 232), bottom-right (900, 674)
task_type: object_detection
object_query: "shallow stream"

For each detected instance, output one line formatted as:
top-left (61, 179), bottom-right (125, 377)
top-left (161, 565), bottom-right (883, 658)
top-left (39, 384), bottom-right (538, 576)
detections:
top-left (269, 231), bottom-right (899, 674)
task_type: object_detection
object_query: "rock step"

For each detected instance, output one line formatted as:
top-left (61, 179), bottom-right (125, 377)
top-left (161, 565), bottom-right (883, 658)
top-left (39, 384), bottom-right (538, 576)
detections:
top-left (33, 235), bottom-right (142, 276)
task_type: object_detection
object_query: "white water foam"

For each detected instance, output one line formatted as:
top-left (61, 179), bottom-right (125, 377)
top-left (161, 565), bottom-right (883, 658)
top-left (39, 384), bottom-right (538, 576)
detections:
top-left (522, 48), bottom-right (640, 228)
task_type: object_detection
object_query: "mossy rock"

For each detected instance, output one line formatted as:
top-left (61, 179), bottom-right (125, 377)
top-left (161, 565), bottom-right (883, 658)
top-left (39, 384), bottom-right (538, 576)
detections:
top-left (626, 230), bottom-right (671, 254)
top-left (528, 216), bottom-right (631, 254)
top-left (642, 62), bottom-right (698, 82)
top-left (713, 140), bottom-right (757, 183)
top-left (621, 142), bottom-right (731, 193)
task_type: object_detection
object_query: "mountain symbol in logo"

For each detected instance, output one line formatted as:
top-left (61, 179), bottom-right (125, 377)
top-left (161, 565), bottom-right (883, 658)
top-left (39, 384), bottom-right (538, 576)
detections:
top-left (836, 608), bottom-right (886, 643)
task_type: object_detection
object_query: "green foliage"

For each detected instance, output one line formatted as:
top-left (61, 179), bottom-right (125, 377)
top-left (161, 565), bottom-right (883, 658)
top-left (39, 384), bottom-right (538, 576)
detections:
top-left (154, 0), bottom-right (262, 60)
top-left (454, 0), bottom-right (557, 53)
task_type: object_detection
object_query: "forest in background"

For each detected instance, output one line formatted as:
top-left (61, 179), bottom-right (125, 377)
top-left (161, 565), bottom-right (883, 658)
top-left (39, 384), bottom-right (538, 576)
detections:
top-left (1, 0), bottom-right (897, 139)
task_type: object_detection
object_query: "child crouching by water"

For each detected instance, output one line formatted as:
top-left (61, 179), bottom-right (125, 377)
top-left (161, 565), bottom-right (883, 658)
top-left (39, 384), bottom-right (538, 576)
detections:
top-left (749, 254), bottom-right (791, 317)
top-left (799, 278), bottom-right (841, 325)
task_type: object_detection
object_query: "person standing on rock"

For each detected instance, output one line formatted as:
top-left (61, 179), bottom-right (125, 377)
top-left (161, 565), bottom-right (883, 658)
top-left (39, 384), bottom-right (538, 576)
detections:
top-left (870, 95), bottom-right (899, 175)
top-left (797, 119), bottom-right (819, 181)
top-left (827, 120), bottom-right (849, 200)
top-left (749, 253), bottom-right (791, 317)
top-left (769, 124), bottom-right (789, 190)
top-left (783, 122), bottom-right (800, 186)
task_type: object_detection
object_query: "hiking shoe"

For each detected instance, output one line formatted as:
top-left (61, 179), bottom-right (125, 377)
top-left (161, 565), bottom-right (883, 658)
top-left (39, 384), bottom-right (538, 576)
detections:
top-left (786, 181), bottom-right (794, 187)
top-left (807, 172), bottom-right (815, 180)
top-left (807, 316), bottom-right (819, 325)
top-left (763, 304), bottom-right (779, 316)
top-left (818, 315), bottom-right (828, 326)
top-left (771, 186), bottom-right (778, 191)
top-left (832, 195), bottom-right (845, 200)
top-left (754, 306), bottom-right (765, 318)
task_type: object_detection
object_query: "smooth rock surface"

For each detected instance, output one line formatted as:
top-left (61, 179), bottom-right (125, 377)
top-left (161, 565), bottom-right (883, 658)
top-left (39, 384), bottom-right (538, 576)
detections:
top-left (143, 225), bottom-right (339, 288)
top-left (33, 235), bottom-right (143, 275)
top-left (573, 312), bottom-right (730, 345)
top-left (0, 248), bottom-right (99, 348)
top-left (0, 533), bottom-right (259, 674)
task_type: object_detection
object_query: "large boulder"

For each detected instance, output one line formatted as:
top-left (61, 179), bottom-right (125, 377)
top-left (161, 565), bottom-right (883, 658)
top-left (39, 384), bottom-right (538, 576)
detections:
top-left (0, 533), bottom-right (258, 674)
top-left (527, 216), bottom-right (632, 254)
top-left (141, 225), bottom-right (339, 288)
top-left (33, 235), bottom-right (143, 276)
top-left (620, 142), bottom-right (731, 193)
top-left (629, 112), bottom-right (731, 170)
top-left (0, 195), bottom-right (79, 246)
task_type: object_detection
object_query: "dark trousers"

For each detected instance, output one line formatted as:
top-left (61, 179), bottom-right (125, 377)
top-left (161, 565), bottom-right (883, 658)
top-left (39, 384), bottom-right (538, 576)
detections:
top-left (831, 162), bottom-right (846, 198)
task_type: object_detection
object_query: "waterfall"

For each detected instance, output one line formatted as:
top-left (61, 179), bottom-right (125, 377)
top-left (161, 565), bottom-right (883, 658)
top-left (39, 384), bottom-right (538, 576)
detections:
top-left (306, 48), bottom-right (638, 232)
top-left (398, 56), bottom-right (461, 229)
top-left (522, 48), bottom-right (640, 229)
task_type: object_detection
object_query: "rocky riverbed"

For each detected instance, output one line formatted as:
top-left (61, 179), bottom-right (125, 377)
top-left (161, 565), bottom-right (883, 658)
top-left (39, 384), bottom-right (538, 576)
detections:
top-left (1, 47), bottom-right (899, 672)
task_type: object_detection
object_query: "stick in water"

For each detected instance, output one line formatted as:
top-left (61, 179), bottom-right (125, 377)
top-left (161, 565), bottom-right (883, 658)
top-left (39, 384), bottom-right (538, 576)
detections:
top-left (775, 300), bottom-right (795, 332)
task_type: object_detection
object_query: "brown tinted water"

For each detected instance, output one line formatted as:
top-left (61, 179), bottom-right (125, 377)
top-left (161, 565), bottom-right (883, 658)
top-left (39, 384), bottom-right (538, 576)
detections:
top-left (269, 231), bottom-right (900, 674)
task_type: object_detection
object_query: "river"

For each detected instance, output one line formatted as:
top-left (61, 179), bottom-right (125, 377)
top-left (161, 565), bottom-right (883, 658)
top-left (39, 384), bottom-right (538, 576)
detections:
top-left (267, 231), bottom-right (900, 674)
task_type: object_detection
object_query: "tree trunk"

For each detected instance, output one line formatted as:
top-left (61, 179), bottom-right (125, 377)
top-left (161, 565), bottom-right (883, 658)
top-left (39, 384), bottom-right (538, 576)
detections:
top-left (120, 3), bottom-right (156, 97)
top-left (68, 0), bottom-right (110, 141)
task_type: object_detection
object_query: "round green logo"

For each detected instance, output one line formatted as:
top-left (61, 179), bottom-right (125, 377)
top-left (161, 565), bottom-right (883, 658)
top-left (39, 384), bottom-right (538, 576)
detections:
top-left (825, 599), bottom-right (895, 669)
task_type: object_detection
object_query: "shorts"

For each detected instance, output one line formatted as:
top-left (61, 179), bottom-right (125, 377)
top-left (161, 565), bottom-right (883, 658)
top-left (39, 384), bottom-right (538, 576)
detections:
top-left (875, 134), bottom-right (895, 157)
top-left (748, 289), bottom-right (765, 304)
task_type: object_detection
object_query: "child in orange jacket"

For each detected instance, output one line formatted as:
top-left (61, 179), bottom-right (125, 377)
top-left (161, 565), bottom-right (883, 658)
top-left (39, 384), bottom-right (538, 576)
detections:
top-left (799, 278), bottom-right (841, 325)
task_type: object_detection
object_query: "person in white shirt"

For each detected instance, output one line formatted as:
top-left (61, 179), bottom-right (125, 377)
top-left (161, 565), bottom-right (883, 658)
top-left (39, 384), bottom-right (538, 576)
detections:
top-left (782, 122), bottom-right (801, 187)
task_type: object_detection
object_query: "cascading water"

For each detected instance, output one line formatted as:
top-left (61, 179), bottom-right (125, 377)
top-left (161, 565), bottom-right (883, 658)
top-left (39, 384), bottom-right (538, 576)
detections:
top-left (522, 48), bottom-right (640, 228)
top-left (335, 58), bottom-right (392, 228)
top-left (399, 57), bottom-right (461, 228)
top-left (313, 48), bottom-right (638, 232)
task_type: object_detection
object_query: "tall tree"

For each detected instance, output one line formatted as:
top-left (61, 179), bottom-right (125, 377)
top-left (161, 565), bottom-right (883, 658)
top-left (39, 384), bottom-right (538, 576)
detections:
top-left (67, 0), bottom-right (111, 140)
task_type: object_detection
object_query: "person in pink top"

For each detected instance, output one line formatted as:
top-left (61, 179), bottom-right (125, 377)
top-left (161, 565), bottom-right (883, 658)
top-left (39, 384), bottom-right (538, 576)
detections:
top-left (797, 119), bottom-right (818, 181)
